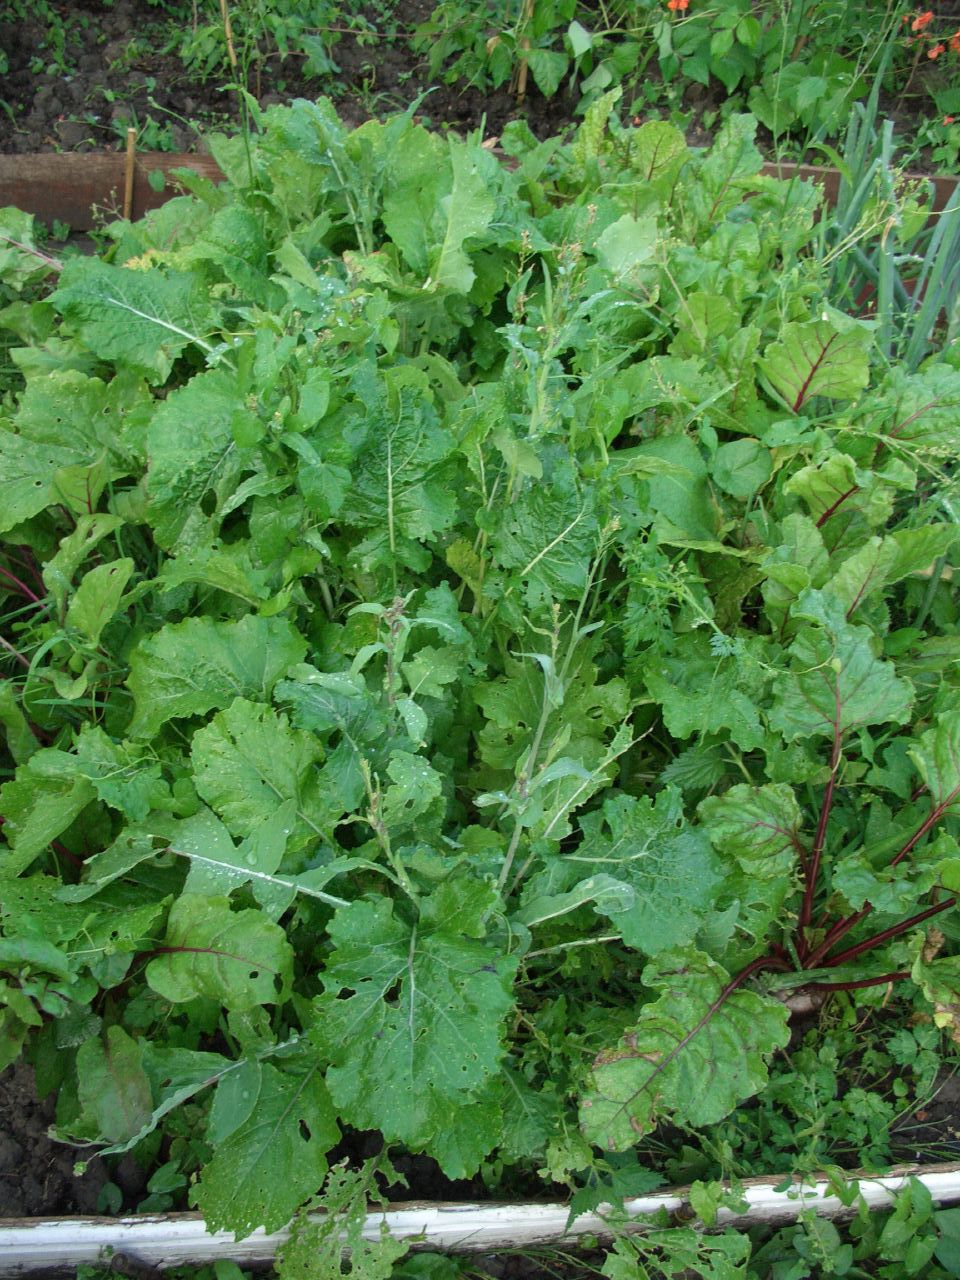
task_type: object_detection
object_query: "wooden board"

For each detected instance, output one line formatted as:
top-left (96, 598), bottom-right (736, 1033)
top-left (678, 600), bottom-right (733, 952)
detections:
top-left (0, 150), bottom-right (957, 232)
top-left (0, 1164), bottom-right (959, 1272)
top-left (0, 153), bottom-right (226, 229)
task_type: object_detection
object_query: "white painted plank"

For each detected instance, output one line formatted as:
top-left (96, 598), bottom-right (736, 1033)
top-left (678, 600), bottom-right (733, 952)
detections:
top-left (1, 1166), bottom-right (958, 1273)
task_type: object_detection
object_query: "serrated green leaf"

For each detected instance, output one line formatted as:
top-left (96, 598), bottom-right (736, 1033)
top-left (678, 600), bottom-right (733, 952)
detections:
top-left (146, 367), bottom-right (253, 549)
top-left (580, 951), bottom-right (789, 1149)
top-left (570, 790), bottom-right (723, 954)
top-left (315, 875), bottom-right (516, 1160)
top-left (126, 614), bottom-right (306, 739)
top-left (51, 258), bottom-right (215, 384)
top-left (644, 634), bottom-right (766, 751)
top-left (493, 487), bottom-right (598, 605)
top-left (190, 698), bottom-right (330, 852)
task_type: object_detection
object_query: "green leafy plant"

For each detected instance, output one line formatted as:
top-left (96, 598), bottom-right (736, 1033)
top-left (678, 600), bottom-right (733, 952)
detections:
top-left (1, 99), bottom-right (960, 1247)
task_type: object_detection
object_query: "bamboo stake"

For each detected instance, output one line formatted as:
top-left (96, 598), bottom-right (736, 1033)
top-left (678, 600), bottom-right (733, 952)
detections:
top-left (122, 126), bottom-right (136, 221)
top-left (219, 0), bottom-right (238, 74)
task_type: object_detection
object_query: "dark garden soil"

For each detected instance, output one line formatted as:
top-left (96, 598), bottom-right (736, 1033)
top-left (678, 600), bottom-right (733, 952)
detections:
top-left (0, 1062), bottom-right (108, 1218)
top-left (0, 0), bottom-right (579, 157)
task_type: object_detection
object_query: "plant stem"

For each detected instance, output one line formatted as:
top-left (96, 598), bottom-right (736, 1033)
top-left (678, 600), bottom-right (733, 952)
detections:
top-left (0, 563), bottom-right (41, 603)
top-left (799, 721), bottom-right (842, 935)
top-left (822, 896), bottom-right (957, 969)
top-left (0, 634), bottom-right (30, 670)
top-left (805, 971), bottom-right (910, 993)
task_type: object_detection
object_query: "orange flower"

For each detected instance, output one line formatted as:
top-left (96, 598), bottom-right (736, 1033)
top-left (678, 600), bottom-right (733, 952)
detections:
top-left (950, 29), bottom-right (960, 52)
top-left (912, 10), bottom-right (933, 31)
top-left (928, 41), bottom-right (945, 57)
top-left (945, 115), bottom-right (957, 124)
top-left (667, 0), bottom-right (689, 11)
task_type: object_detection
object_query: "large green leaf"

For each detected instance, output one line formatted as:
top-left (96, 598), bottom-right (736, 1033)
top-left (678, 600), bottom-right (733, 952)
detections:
top-left (698, 783), bottom-right (804, 879)
top-left (0, 749), bottom-right (96, 875)
top-left (277, 668), bottom-right (390, 815)
top-left (315, 874), bottom-right (516, 1160)
top-left (74, 1027), bottom-right (153, 1145)
top-left (579, 951), bottom-right (790, 1149)
top-left (759, 318), bottom-right (871, 412)
top-left (190, 697), bottom-right (331, 852)
top-left (146, 367), bottom-right (253, 548)
top-left (126, 614), bottom-right (306, 739)
top-left (51, 259), bottom-right (215, 384)
top-left (769, 601), bottom-right (913, 742)
top-left (643, 633), bottom-right (767, 751)
top-left (568, 790), bottom-right (723, 954)
top-left (382, 134), bottom-right (496, 293)
top-left (194, 1061), bottom-right (339, 1236)
top-left (909, 711), bottom-right (960, 811)
top-left (338, 371), bottom-right (458, 567)
top-left (823, 526), bottom-right (957, 619)
top-left (492, 486), bottom-right (598, 605)
top-left (146, 894), bottom-right (293, 1011)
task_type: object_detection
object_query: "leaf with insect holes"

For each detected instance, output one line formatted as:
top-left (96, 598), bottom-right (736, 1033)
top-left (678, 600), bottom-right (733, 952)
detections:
top-left (194, 1060), bottom-right (339, 1237)
top-left (125, 614), bottom-right (306, 739)
top-left (146, 894), bottom-right (293, 1011)
top-left (579, 950), bottom-right (790, 1150)
top-left (314, 873), bottom-right (516, 1162)
top-left (759, 318), bottom-right (871, 412)
top-left (278, 1160), bottom-right (408, 1280)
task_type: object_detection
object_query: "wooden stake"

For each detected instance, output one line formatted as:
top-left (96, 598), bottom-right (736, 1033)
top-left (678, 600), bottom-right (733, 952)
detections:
top-left (122, 126), bottom-right (136, 221)
top-left (219, 0), bottom-right (238, 74)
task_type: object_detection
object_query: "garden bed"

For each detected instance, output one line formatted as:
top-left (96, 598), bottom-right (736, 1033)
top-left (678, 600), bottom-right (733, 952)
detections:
top-left (3, 59), bottom-right (960, 1280)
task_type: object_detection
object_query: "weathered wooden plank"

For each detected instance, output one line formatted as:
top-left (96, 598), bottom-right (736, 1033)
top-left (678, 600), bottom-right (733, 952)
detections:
top-left (0, 150), bottom-right (956, 233)
top-left (0, 153), bottom-right (225, 229)
top-left (0, 1165), bottom-right (959, 1272)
